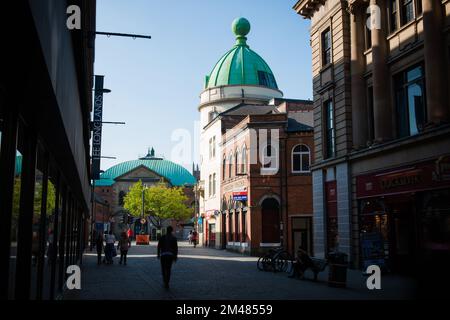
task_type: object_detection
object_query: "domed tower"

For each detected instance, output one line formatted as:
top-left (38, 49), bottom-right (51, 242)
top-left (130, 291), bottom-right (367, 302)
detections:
top-left (198, 17), bottom-right (283, 128)
top-left (197, 18), bottom-right (283, 249)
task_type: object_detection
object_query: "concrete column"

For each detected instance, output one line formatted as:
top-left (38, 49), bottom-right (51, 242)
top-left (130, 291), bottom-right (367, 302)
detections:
top-left (422, 0), bottom-right (449, 125)
top-left (336, 162), bottom-right (351, 259)
top-left (312, 170), bottom-right (326, 258)
top-left (370, 0), bottom-right (392, 142)
top-left (350, 3), bottom-right (368, 149)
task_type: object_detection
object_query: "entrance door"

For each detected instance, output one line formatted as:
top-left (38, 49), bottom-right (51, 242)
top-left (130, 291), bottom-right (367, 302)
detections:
top-left (388, 198), bottom-right (416, 274)
top-left (292, 217), bottom-right (312, 256)
top-left (261, 198), bottom-right (280, 244)
top-left (209, 224), bottom-right (216, 248)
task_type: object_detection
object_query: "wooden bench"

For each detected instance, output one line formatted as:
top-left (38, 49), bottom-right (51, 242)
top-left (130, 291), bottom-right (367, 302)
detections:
top-left (290, 256), bottom-right (328, 281)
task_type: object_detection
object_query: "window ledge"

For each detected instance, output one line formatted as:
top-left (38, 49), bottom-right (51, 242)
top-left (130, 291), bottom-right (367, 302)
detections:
top-left (386, 16), bottom-right (423, 41)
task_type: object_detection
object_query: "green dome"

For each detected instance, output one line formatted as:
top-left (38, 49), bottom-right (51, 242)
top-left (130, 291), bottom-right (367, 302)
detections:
top-left (205, 18), bottom-right (278, 90)
top-left (96, 158), bottom-right (197, 187)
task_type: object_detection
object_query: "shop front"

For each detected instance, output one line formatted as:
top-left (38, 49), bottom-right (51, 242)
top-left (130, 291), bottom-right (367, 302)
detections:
top-left (356, 156), bottom-right (450, 274)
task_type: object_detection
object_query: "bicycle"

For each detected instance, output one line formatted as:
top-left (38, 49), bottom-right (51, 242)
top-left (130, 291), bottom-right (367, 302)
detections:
top-left (257, 247), bottom-right (294, 273)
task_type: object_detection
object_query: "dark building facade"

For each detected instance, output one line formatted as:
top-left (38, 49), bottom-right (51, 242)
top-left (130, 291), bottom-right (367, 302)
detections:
top-left (294, 0), bottom-right (450, 294)
top-left (0, 0), bottom-right (96, 299)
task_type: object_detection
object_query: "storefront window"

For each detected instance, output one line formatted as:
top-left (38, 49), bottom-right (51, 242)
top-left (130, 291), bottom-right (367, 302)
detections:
top-left (9, 122), bottom-right (24, 299)
top-left (30, 144), bottom-right (47, 299)
top-left (42, 172), bottom-right (56, 299)
top-left (359, 199), bottom-right (389, 270)
top-left (421, 190), bottom-right (450, 252)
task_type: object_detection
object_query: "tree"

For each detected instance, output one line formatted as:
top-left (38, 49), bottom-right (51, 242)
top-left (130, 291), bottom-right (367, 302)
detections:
top-left (124, 180), bottom-right (192, 230)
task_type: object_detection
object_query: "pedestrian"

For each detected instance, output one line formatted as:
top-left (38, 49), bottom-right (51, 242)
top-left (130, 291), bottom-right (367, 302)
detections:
top-left (95, 232), bottom-right (104, 265)
top-left (192, 229), bottom-right (198, 248)
top-left (119, 231), bottom-right (131, 265)
top-left (157, 226), bottom-right (178, 289)
top-left (188, 230), bottom-right (193, 244)
top-left (104, 230), bottom-right (116, 264)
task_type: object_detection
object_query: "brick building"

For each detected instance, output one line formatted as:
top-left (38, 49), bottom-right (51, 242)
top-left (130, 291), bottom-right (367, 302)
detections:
top-left (294, 0), bottom-right (450, 285)
top-left (212, 99), bottom-right (314, 256)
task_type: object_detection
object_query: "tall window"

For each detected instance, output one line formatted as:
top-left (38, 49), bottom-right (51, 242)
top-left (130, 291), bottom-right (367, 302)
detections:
top-left (365, 10), bottom-right (372, 50)
top-left (367, 86), bottom-right (375, 142)
top-left (389, 0), bottom-right (398, 32)
top-left (401, 0), bottom-right (414, 26)
top-left (395, 64), bottom-right (426, 137)
top-left (235, 150), bottom-right (240, 175)
top-left (212, 173), bottom-right (216, 196)
top-left (389, 0), bottom-right (420, 33)
top-left (322, 28), bottom-right (331, 66)
top-left (292, 145), bottom-right (310, 173)
top-left (208, 174), bottom-right (212, 197)
top-left (324, 100), bottom-right (335, 159)
top-left (208, 136), bottom-right (216, 159)
top-left (222, 156), bottom-right (226, 181)
top-left (241, 147), bottom-right (247, 174)
top-left (118, 191), bottom-right (126, 206)
top-left (228, 154), bottom-right (233, 178)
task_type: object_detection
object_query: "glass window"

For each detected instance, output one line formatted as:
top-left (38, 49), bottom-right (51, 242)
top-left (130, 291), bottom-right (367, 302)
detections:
top-left (324, 100), bottom-right (335, 159)
top-left (401, 0), bottom-right (414, 26)
top-left (257, 71), bottom-right (277, 88)
top-left (9, 120), bottom-right (25, 299)
top-left (235, 151), bottom-right (240, 175)
top-left (208, 175), bottom-right (212, 197)
top-left (42, 171), bottom-right (57, 300)
top-left (389, 0), bottom-right (398, 33)
top-left (365, 10), bottom-right (372, 50)
top-left (322, 28), bottom-right (331, 66)
top-left (395, 64), bottom-right (426, 137)
top-left (30, 144), bottom-right (47, 299)
top-left (228, 154), bottom-right (233, 178)
top-left (292, 144), bottom-right (310, 173)
top-left (241, 147), bottom-right (247, 174)
top-left (367, 86), bottom-right (375, 142)
top-left (212, 173), bottom-right (216, 196)
top-left (222, 157), bottom-right (226, 181)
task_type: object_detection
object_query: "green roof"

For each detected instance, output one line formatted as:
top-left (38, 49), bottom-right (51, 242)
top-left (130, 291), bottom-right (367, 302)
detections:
top-left (205, 17), bottom-right (278, 90)
top-left (95, 158), bottom-right (197, 187)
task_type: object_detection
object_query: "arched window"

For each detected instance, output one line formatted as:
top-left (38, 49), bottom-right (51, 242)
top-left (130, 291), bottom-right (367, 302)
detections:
top-left (222, 156), bottom-right (226, 181)
top-left (241, 146), bottom-right (247, 174)
top-left (261, 198), bottom-right (280, 243)
top-left (292, 144), bottom-right (310, 173)
top-left (228, 154), bottom-right (233, 178)
top-left (119, 191), bottom-right (126, 206)
top-left (235, 150), bottom-right (240, 175)
top-left (262, 144), bottom-right (277, 169)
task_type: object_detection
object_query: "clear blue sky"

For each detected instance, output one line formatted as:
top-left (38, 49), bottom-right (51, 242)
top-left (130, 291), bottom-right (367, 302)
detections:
top-left (94, 0), bottom-right (312, 172)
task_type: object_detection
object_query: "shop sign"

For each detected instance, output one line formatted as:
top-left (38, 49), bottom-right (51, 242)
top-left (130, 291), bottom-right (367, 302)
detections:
top-left (233, 191), bottom-right (247, 201)
top-left (356, 157), bottom-right (450, 198)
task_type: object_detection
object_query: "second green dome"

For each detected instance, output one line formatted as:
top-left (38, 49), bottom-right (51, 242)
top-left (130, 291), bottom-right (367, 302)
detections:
top-left (205, 18), bottom-right (278, 90)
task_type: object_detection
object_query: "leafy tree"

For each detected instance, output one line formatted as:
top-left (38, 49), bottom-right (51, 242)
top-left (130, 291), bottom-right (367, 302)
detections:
top-left (124, 180), bottom-right (192, 229)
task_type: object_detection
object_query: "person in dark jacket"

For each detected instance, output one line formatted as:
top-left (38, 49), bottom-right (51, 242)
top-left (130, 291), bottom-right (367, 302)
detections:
top-left (157, 226), bottom-right (178, 289)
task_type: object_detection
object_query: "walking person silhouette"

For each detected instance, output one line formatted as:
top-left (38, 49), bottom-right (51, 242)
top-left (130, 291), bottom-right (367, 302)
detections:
top-left (157, 226), bottom-right (178, 289)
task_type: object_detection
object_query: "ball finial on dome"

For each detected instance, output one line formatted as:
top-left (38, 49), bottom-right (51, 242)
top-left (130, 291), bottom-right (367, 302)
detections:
top-left (232, 17), bottom-right (251, 37)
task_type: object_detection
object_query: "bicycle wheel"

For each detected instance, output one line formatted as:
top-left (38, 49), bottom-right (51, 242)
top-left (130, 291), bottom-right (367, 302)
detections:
top-left (257, 256), bottom-right (265, 271)
top-left (274, 251), bottom-right (294, 273)
top-left (262, 256), bottom-right (274, 272)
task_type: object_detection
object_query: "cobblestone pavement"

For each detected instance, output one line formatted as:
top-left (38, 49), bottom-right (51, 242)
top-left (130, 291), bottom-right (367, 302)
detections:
top-left (63, 241), bottom-right (417, 300)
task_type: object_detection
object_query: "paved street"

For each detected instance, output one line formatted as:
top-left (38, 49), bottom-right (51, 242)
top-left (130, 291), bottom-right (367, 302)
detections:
top-left (63, 241), bottom-right (417, 300)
